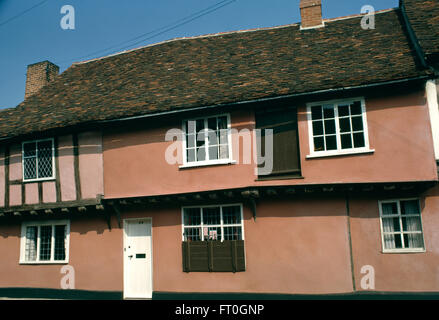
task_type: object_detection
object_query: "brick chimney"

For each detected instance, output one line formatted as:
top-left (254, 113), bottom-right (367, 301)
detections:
top-left (24, 61), bottom-right (59, 99)
top-left (300, 0), bottom-right (324, 29)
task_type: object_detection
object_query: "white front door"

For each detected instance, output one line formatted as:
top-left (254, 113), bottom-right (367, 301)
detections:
top-left (123, 218), bottom-right (153, 299)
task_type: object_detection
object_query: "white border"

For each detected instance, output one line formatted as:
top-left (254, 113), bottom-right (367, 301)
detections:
top-left (180, 203), bottom-right (245, 242)
top-left (21, 138), bottom-right (56, 182)
top-left (19, 219), bottom-right (70, 264)
top-left (306, 97), bottom-right (374, 158)
top-left (123, 217), bottom-right (153, 300)
top-left (378, 198), bottom-right (426, 254)
top-left (180, 113), bottom-right (234, 168)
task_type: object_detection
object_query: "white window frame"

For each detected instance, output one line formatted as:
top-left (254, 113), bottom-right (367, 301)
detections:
top-left (19, 220), bottom-right (70, 264)
top-left (22, 138), bottom-right (56, 182)
top-left (378, 199), bottom-right (426, 254)
top-left (306, 97), bottom-right (374, 158)
top-left (180, 113), bottom-right (235, 168)
top-left (181, 203), bottom-right (245, 242)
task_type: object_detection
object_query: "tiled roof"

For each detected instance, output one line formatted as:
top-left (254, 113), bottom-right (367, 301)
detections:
top-left (403, 0), bottom-right (439, 58)
top-left (0, 8), bottom-right (431, 139)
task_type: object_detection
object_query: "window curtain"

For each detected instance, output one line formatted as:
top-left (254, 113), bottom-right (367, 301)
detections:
top-left (402, 201), bottom-right (424, 249)
top-left (25, 226), bottom-right (38, 261)
top-left (381, 203), bottom-right (396, 249)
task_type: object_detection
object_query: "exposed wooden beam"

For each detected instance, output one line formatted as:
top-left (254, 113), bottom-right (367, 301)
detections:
top-left (208, 193), bottom-right (219, 200)
top-left (241, 190), bottom-right (259, 198)
top-left (192, 194), bottom-right (203, 201)
top-left (224, 191), bottom-right (234, 198)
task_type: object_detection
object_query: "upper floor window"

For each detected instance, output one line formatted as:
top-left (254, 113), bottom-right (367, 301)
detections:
top-left (307, 98), bottom-right (372, 158)
top-left (379, 199), bottom-right (425, 253)
top-left (20, 220), bottom-right (70, 264)
top-left (255, 107), bottom-right (301, 177)
top-left (22, 138), bottom-right (55, 182)
top-left (182, 114), bottom-right (232, 167)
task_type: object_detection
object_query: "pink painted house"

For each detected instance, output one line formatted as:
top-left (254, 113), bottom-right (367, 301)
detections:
top-left (0, 0), bottom-right (439, 299)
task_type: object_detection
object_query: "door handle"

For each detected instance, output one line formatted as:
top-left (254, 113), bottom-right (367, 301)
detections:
top-left (128, 255), bottom-right (133, 259)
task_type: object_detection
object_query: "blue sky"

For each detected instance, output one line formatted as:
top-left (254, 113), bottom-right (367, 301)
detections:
top-left (0, 0), bottom-right (398, 110)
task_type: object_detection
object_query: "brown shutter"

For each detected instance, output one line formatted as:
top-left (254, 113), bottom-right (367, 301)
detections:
top-left (256, 108), bottom-right (301, 177)
top-left (182, 240), bottom-right (246, 272)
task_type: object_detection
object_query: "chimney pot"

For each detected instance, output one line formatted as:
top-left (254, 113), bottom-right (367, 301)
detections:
top-left (300, 0), bottom-right (324, 29)
top-left (25, 60), bottom-right (59, 99)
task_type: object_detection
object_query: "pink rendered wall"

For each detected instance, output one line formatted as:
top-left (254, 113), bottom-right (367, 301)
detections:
top-left (42, 181), bottom-right (56, 203)
top-left (350, 187), bottom-right (439, 291)
top-left (78, 131), bottom-right (104, 200)
top-left (9, 185), bottom-right (21, 206)
top-left (103, 90), bottom-right (438, 199)
top-left (9, 143), bottom-right (21, 181)
top-left (58, 135), bottom-right (76, 202)
top-left (25, 183), bottom-right (38, 205)
top-left (0, 198), bottom-right (353, 294)
top-left (0, 215), bottom-right (123, 291)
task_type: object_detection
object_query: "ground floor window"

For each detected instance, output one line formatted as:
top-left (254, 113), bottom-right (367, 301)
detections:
top-left (182, 204), bottom-right (245, 272)
top-left (182, 204), bottom-right (244, 242)
top-left (20, 220), bottom-right (70, 264)
top-left (379, 199), bottom-right (425, 253)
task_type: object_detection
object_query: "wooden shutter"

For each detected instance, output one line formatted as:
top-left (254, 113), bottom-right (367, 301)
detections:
top-left (256, 108), bottom-right (301, 176)
top-left (182, 240), bottom-right (245, 272)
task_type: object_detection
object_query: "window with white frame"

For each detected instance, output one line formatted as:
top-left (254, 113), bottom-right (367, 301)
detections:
top-left (182, 204), bottom-right (243, 242)
top-left (307, 99), bottom-right (370, 156)
top-left (22, 139), bottom-right (55, 181)
top-left (20, 220), bottom-right (70, 263)
top-left (379, 199), bottom-right (425, 252)
top-left (183, 115), bottom-right (232, 165)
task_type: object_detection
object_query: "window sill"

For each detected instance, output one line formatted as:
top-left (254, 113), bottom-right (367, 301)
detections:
top-left (256, 175), bottom-right (304, 182)
top-left (22, 177), bottom-right (56, 183)
top-left (179, 160), bottom-right (237, 169)
top-left (19, 260), bottom-right (69, 265)
top-left (306, 148), bottom-right (375, 159)
top-left (381, 248), bottom-right (426, 254)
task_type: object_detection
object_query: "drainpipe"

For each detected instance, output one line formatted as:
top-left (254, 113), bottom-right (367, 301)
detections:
top-left (345, 195), bottom-right (357, 292)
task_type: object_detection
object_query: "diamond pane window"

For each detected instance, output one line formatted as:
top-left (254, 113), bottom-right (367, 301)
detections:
top-left (22, 139), bottom-right (54, 181)
top-left (21, 221), bottom-right (69, 263)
